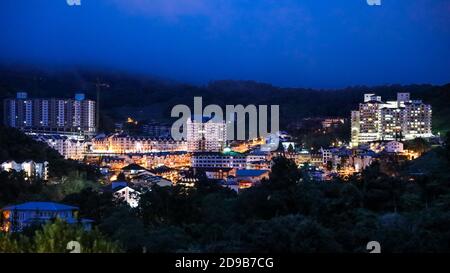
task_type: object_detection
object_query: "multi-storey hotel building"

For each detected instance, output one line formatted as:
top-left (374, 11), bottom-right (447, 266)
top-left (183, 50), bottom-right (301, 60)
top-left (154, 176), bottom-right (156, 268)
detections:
top-left (186, 116), bottom-right (227, 152)
top-left (351, 93), bottom-right (432, 147)
top-left (91, 134), bottom-right (187, 154)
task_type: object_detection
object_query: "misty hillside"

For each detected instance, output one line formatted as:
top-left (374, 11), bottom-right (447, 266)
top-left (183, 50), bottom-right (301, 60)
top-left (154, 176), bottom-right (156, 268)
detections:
top-left (0, 67), bottom-right (449, 133)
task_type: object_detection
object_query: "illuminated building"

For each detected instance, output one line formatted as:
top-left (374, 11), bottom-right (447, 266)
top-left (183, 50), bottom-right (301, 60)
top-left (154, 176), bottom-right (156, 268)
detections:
top-left (187, 116), bottom-right (227, 152)
top-left (351, 93), bottom-right (432, 147)
top-left (3, 92), bottom-right (96, 136)
top-left (110, 182), bottom-right (141, 208)
top-left (1, 160), bottom-right (49, 180)
top-left (191, 150), bottom-right (246, 169)
top-left (0, 202), bottom-right (92, 232)
top-left (33, 134), bottom-right (89, 160)
top-left (91, 134), bottom-right (187, 154)
top-left (246, 150), bottom-right (271, 169)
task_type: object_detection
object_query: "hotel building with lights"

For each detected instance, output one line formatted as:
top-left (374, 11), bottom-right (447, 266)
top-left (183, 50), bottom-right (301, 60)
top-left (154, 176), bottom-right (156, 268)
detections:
top-left (351, 92), bottom-right (432, 147)
top-left (186, 115), bottom-right (227, 152)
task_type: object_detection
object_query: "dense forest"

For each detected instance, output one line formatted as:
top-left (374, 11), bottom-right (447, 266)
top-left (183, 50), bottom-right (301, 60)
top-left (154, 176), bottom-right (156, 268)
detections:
top-left (1, 67), bottom-right (449, 133)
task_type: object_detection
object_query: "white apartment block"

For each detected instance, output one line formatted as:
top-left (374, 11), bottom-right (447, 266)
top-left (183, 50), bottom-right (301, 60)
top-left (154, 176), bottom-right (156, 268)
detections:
top-left (187, 116), bottom-right (227, 152)
top-left (33, 135), bottom-right (89, 160)
top-left (3, 92), bottom-right (96, 136)
top-left (1, 161), bottom-right (49, 180)
top-left (351, 93), bottom-right (432, 147)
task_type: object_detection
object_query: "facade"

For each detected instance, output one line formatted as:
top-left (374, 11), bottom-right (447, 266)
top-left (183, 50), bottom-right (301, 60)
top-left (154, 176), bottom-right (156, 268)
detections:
top-left (246, 150), bottom-right (271, 169)
top-left (33, 134), bottom-right (89, 160)
top-left (385, 141), bottom-right (404, 153)
top-left (0, 202), bottom-right (92, 232)
top-left (320, 148), bottom-right (334, 164)
top-left (191, 151), bottom-right (247, 169)
top-left (0, 161), bottom-right (49, 180)
top-left (351, 93), bottom-right (432, 147)
top-left (3, 92), bottom-right (96, 136)
top-left (111, 183), bottom-right (141, 208)
top-left (91, 134), bottom-right (187, 154)
top-left (187, 116), bottom-right (227, 152)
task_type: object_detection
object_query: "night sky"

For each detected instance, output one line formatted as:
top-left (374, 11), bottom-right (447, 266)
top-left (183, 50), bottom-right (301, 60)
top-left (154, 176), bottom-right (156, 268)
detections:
top-left (1, 0), bottom-right (449, 88)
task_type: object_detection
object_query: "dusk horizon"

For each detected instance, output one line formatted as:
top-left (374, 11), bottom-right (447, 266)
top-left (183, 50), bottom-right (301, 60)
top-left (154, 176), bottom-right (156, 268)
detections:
top-left (1, 0), bottom-right (449, 88)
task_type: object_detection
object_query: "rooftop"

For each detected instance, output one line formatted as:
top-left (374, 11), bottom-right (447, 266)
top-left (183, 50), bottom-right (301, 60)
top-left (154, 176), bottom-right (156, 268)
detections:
top-left (236, 169), bottom-right (270, 177)
top-left (3, 202), bottom-right (78, 212)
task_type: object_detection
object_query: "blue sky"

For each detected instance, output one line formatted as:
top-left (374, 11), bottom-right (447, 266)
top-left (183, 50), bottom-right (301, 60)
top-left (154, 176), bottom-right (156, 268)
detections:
top-left (0, 0), bottom-right (449, 88)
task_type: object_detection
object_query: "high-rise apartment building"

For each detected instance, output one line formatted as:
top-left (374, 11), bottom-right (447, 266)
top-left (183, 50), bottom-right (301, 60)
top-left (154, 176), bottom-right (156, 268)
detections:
top-left (351, 93), bottom-right (432, 147)
top-left (186, 116), bottom-right (227, 152)
top-left (3, 92), bottom-right (96, 136)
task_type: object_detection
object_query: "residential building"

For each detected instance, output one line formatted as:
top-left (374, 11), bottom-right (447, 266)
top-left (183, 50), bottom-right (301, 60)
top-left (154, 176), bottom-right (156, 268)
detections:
top-left (1, 160), bottom-right (49, 180)
top-left (246, 149), bottom-right (271, 169)
top-left (110, 182), bottom-right (141, 208)
top-left (3, 92), bottom-right (96, 136)
top-left (91, 134), bottom-right (187, 154)
top-left (191, 150), bottom-right (246, 169)
top-left (351, 93), bottom-right (432, 147)
top-left (202, 168), bottom-right (235, 180)
top-left (0, 202), bottom-right (92, 232)
top-left (32, 134), bottom-right (89, 160)
top-left (187, 116), bottom-right (227, 152)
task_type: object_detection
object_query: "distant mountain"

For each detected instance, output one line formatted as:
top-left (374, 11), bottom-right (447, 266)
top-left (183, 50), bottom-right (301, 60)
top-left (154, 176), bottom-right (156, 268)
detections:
top-left (0, 67), bottom-right (449, 133)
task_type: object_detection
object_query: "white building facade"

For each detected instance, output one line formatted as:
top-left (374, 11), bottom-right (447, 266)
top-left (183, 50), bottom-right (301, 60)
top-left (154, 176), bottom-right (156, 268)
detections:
top-left (0, 161), bottom-right (49, 180)
top-left (191, 151), bottom-right (246, 169)
top-left (186, 116), bottom-right (227, 152)
top-left (351, 93), bottom-right (432, 147)
top-left (32, 135), bottom-right (89, 160)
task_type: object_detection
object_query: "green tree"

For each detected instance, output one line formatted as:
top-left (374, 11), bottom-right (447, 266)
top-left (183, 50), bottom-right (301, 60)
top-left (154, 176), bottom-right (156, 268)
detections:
top-left (269, 156), bottom-right (301, 189)
top-left (32, 219), bottom-right (121, 253)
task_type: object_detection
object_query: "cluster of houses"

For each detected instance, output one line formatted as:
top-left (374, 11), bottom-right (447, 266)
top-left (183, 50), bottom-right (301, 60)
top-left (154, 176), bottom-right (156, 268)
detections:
top-left (288, 140), bottom-right (410, 180)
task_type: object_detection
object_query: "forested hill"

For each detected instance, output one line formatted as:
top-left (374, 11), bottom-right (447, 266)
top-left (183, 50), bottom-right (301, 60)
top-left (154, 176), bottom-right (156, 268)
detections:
top-left (0, 67), bottom-right (449, 133)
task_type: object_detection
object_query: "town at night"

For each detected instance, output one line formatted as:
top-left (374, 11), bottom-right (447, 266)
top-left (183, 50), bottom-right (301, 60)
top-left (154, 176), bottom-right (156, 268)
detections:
top-left (0, 0), bottom-right (449, 270)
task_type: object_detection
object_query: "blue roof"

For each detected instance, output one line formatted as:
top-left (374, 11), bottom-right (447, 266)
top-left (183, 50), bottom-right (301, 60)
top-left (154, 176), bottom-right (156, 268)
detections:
top-left (3, 202), bottom-right (78, 211)
top-left (111, 181), bottom-right (128, 190)
top-left (236, 169), bottom-right (269, 177)
top-left (248, 150), bottom-right (269, 156)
